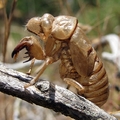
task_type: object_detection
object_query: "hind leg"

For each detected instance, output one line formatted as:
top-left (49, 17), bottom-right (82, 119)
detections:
top-left (63, 78), bottom-right (85, 94)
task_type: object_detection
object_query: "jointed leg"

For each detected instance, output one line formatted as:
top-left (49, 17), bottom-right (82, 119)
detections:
top-left (63, 78), bottom-right (85, 94)
top-left (26, 58), bottom-right (36, 75)
top-left (24, 57), bottom-right (53, 88)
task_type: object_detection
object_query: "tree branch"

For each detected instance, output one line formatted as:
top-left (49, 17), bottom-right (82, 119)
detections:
top-left (0, 64), bottom-right (117, 120)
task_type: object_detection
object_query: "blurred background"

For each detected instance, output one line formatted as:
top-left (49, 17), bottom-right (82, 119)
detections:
top-left (0, 0), bottom-right (120, 120)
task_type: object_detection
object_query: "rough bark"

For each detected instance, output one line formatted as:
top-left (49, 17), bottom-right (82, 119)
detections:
top-left (0, 64), bottom-right (117, 120)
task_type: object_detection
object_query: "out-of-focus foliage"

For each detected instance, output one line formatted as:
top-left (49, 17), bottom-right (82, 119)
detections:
top-left (11, 0), bottom-right (61, 23)
top-left (78, 0), bottom-right (120, 36)
top-left (3, 0), bottom-right (119, 36)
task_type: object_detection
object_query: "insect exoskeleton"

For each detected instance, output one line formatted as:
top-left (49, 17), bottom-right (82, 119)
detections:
top-left (12, 13), bottom-right (109, 107)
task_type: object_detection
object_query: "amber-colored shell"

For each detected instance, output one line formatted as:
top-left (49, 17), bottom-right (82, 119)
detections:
top-left (52, 16), bottom-right (77, 40)
top-left (12, 13), bottom-right (109, 107)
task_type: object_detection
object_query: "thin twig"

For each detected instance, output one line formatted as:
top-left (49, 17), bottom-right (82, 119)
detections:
top-left (3, 0), bottom-right (17, 62)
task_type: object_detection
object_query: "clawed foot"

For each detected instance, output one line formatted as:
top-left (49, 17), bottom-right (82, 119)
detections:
top-left (64, 78), bottom-right (85, 94)
top-left (24, 83), bottom-right (31, 88)
top-left (24, 78), bottom-right (36, 88)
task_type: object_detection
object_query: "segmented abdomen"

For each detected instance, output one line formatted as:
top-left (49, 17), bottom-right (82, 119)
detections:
top-left (81, 56), bottom-right (109, 107)
top-left (59, 42), bottom-right (80, 80)
top-left (59, 42), bottom-right (109, 107)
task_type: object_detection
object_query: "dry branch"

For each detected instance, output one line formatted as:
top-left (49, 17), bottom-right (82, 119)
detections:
top-left (0, 64), bottom-right (117, 120)
top-left (3, 0), bottom-right (17, 62)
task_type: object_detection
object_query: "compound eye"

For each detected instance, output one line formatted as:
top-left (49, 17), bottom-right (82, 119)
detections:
top-left (41, 18), bottom-right (52, 30)
top-left (26, 17), bottom-right (42, 35)
top-left (41, 13), bottom-right (54, 32)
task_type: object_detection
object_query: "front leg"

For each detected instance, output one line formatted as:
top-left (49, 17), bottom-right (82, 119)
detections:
top-left (11, 36), bottom-right (52, 88)
top-left (26, 58), bottom-right (36, 75)
top-left (24, 57), bottom-right (53, 88)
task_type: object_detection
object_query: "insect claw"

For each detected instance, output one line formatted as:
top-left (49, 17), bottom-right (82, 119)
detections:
top-left (11, 49), bottom-right (19, 59)
top-left (12, 36), bottom-right (45, 64)
top-left (23, 57), bottom-right (32, 63)
top-left (11, 36), bottom-right (34, 63)
top-left (23, 56), bottom-right (29, 58)
top-left (12, 52), bottom-right (19, 61)
top-left (25, 52), bottom-right (29, 54)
